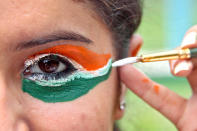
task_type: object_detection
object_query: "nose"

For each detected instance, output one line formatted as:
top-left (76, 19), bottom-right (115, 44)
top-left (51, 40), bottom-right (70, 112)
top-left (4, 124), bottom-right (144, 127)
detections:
top-left (0, 73), bottom-right (30, 131)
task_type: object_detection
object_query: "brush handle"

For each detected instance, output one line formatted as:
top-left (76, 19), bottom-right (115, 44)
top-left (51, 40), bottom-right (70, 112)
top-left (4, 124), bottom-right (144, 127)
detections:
top-left (190, 48), bottom-right (197, 58)
top-left (141, 48), bottom-right (191, 62)
top-left (112, 48), bottom-right (197, 67)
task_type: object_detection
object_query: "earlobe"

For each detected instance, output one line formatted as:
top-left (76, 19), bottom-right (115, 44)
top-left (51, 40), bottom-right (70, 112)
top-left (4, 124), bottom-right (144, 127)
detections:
top-left (114, 84), bottom-right (127, 120)
top-left (129, 34), bottom-right (143, 57)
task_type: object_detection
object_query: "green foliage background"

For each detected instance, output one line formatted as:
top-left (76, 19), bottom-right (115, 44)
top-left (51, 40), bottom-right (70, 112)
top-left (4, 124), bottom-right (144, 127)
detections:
top-left (117, 0), bottom-right (196, 130)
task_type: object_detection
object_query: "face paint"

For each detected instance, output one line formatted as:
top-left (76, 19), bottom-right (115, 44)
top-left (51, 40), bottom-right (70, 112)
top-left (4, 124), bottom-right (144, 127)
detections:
top-left (22, 45), bottom-right (112, 103)
top-left (153, 85), bottom-right (159, 94)
top-left (142, 78), bottom-right (149, 83)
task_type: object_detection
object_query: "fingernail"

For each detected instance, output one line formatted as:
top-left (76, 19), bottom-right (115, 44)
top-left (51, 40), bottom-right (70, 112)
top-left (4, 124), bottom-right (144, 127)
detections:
top-left (174, 61), bottom-right (190, 74)
top-left (181, 32), bottom-right (197, 47)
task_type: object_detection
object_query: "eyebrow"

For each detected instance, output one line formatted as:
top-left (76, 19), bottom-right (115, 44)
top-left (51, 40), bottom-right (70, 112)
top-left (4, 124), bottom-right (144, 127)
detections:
top-left (16, 31), bottom-right (93, 50)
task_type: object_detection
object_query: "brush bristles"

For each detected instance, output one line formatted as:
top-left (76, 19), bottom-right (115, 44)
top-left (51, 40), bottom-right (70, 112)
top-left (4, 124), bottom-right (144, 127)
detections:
top-left (112, 57), bottom-right (140, 67)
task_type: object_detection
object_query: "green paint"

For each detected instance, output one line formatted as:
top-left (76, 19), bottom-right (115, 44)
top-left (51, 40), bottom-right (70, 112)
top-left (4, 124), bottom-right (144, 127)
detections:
top-left (22, 66), bottom-right (112, 103)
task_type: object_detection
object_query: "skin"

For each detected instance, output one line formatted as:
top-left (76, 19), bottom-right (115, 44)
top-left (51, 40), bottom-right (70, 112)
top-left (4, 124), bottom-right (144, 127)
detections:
top-left (120, 28), bottom-right (197, 131)
top-left (0, 0), bottom-right (124, 130)
top-left (3, 0), bottom-right (196, 130)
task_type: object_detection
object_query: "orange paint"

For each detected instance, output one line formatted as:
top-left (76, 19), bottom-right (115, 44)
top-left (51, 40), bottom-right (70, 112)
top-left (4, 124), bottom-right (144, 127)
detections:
top-left (131, 44), bottom-right (141, 57)
top-left (142, 78), bottom-right (149, 83)
top-left (31, 44), bottom-right (111, 71)
top-left (153, 85), bottom-right (160, 94)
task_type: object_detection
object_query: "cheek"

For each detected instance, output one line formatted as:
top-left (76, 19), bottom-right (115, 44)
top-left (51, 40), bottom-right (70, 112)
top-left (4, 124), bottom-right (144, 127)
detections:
top-left (22, 69), bottom-right (118, 131)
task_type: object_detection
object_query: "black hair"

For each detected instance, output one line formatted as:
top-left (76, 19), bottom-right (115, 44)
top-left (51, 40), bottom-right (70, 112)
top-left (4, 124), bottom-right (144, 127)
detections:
top-left (89, 0), bottom-right (142, 58)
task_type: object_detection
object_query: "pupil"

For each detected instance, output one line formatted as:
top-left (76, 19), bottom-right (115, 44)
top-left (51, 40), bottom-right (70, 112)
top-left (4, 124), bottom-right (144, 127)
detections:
top-left (38, 58), bottom-right (59, 73)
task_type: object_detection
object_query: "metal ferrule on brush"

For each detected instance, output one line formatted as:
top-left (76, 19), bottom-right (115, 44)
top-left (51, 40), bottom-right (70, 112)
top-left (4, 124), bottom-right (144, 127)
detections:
top-left (140, 48), bottom-right (191, 62)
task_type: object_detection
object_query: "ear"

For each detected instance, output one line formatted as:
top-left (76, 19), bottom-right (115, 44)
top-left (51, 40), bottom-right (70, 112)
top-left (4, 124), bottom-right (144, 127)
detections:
top-left (129, 34), bottom-right (143, 57)
top-left (114, 34), bottom-right (143, 120)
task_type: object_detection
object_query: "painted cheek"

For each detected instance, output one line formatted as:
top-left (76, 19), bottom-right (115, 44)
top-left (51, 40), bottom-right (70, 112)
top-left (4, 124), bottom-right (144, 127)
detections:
top-left (22, 65), bottom-right (112, 103)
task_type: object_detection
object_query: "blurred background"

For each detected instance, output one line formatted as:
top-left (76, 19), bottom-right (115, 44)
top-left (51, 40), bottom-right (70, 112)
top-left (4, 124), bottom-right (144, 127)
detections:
top-left (117, 0), bottom-right (197, 130)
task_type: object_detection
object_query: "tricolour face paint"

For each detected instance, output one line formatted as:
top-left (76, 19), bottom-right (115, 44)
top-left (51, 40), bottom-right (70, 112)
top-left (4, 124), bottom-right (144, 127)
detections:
top-left (22, 45), bottom-right (112, 103)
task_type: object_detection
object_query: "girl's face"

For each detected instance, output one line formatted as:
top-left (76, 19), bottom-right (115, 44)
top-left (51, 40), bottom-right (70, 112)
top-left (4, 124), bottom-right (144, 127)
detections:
top-left (0, 0), bottom-right (121, 131)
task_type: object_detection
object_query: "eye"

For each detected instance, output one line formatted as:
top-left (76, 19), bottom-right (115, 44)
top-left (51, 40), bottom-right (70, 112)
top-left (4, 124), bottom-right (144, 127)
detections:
top-left (23, 54), bottom-right (78, 83)
top-left (38, 57), bottom-right (64, 73)
top-left (25, 55), bottom-right (68, 74)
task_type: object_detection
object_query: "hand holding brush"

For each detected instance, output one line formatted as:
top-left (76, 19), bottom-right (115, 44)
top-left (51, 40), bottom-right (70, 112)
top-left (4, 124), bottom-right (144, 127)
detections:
top-left (119, 28), bottom-right (197, 131)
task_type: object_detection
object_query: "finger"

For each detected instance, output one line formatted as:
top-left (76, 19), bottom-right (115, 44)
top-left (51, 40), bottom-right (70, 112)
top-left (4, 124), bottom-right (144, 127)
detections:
top-left (170, 28), bottom-right (197, 77)
top-left (169, 26), bottom-right (197, 94)
top-left (170, 60), bottom-right (193, 77)
top-left (119, 64), bottom-right (187, 124)
top-left (129, 34), bottom-right (143, 57)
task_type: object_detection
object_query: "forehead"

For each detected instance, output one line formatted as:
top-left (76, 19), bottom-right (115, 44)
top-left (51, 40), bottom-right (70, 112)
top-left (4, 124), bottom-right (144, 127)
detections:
top-left (0, 0), bottom-right (86, 16)
top-left (0, 0), bottom-right (111, 49)
top-left (0, 0), bottom-right (90, 34)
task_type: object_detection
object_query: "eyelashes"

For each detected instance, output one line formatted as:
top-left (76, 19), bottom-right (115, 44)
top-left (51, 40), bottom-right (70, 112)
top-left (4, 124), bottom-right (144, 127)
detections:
top-left (23, 54), bottom-right (80, 86)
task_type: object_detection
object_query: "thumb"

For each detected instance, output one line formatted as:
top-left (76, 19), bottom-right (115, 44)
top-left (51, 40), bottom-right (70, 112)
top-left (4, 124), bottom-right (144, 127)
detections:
top-left (119, 64), bottom-right (187, 124)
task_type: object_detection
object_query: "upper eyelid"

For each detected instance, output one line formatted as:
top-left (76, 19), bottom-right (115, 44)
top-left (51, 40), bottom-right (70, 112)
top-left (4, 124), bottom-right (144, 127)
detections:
top-left (24, 53), bottom-right (82, 70)
top-left (24, 44), bottom-right (111, 72)
top-left (24, 54), bottom-right (50, 68)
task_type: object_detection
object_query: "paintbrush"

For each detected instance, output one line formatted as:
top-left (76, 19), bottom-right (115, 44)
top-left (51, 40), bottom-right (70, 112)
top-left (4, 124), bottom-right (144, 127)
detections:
top-left (112, 48), bottom-right (197, 67)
